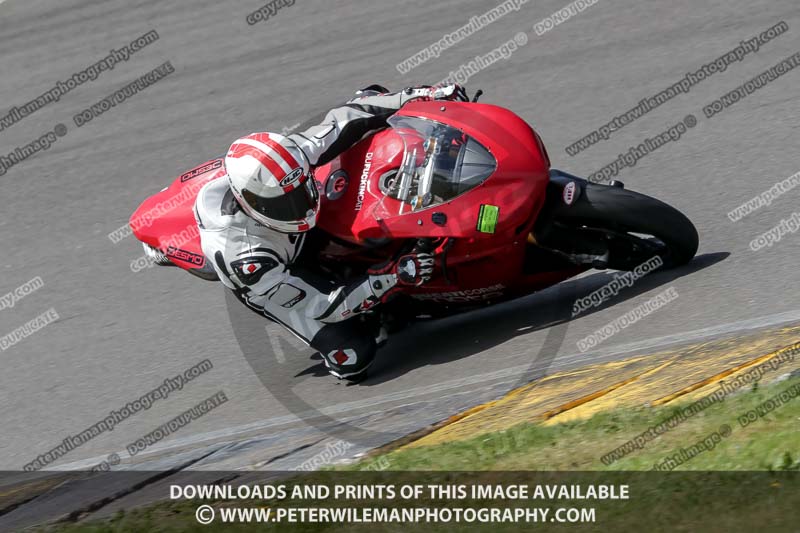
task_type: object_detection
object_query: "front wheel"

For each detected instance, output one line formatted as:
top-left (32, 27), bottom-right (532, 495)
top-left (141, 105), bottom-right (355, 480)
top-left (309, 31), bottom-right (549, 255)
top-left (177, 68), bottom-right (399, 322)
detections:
top-left (534, 180), bottom-right (699, 270)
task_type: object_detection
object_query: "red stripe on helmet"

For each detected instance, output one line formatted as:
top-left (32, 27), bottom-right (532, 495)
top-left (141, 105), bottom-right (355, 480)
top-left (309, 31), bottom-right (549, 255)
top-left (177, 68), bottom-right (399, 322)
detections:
top-left (248, 133), bottom-right (301, 171)
top-left (227, 143), bottom-right (285, 182)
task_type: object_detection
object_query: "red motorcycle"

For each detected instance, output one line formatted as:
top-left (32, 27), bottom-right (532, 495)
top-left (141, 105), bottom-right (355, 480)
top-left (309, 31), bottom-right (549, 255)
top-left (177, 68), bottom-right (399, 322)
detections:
top-left (131, 96), bottom-right (698, 322)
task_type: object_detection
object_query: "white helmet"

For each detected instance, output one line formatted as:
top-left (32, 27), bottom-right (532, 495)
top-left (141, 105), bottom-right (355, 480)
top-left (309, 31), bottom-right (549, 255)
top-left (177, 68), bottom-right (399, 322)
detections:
top-left (225, 132), bottom-right (319, 233)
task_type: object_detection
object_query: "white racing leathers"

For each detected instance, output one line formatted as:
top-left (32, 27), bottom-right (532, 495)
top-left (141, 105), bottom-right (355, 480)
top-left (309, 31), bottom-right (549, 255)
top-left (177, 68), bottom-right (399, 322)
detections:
top-left (194, 88), bottom-right (431, 378)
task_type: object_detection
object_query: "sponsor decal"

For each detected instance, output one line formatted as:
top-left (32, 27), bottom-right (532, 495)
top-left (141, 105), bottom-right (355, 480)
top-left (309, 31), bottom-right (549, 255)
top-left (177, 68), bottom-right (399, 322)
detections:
top-left (279, 167), bottom-right (304, 187)
top-left (562, 181), bottom-right (577, 205)
top-left (476, 204), bottom-right (500, 234)
top-left (333, 350), bottom-right (348, 365)
top-left (412, 283), bottom-right (505, 303)
top-left (180, 159), bottom-right (223, 182)
top-left (328, 349), bottom-right (355, 366)
top-left (268, 283), bottom-right (306, 308)
top-left (232, 256), bottom-right (279, 286)
top-left (283, 292), bottom-right (305, 308)
top-left (166, 246), bottom-right (205, 266)
top-left (354, 152), bottom-right (373, 211)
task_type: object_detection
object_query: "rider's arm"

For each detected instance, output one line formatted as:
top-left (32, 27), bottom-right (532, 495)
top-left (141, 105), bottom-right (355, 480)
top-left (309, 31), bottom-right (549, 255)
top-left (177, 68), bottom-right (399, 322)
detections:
top-left (195, 179), bottom-right (434, 338)
top-left (284, 269), bottom-right (398, 324)
top-left (218, 248), bottom-right (433, 334)
top-left (296, 252), bottom-right (434, 324)
top-left (288, 85), bottom-right (464, 167)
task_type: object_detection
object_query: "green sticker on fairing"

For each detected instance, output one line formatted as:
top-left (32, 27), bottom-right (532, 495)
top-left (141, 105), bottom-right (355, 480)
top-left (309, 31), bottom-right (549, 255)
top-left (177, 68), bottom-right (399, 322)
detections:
top-left (476, 204), bottom-right (500, 234)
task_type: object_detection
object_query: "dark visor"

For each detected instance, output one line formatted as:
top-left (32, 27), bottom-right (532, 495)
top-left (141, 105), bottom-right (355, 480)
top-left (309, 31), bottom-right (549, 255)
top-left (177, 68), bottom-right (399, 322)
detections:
top-left (242, 180), bottom-right (318, 222)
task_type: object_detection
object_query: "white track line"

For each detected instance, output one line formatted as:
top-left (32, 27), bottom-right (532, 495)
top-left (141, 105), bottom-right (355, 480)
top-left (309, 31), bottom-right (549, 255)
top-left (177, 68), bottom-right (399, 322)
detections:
top-left (49, 308), bottom-right (800, 471)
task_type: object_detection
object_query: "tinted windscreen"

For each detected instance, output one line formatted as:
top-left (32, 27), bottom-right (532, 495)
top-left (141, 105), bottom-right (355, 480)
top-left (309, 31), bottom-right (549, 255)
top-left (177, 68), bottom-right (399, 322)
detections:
top-left (382, 115), bottom-right (496, 212)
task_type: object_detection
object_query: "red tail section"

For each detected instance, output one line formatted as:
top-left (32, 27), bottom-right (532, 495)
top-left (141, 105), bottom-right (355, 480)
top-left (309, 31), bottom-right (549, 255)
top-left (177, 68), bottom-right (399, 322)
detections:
top-left (130, 158), bottom-right (225, 272)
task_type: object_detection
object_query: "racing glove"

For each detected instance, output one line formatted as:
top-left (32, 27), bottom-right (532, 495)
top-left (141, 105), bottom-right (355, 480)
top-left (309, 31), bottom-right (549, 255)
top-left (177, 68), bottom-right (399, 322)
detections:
top-left (401, 84), bottom-right (469, 103)
top-left (390, 252), bottom-right (435, 286)
top-left (312, 253), bottom-right (435, 324)
top-left (367, 252), bottom-right (435, 301)
top-left (313, 248), bottom-right (434, 324)
top-left (431, 84), bottom-right (469, 102)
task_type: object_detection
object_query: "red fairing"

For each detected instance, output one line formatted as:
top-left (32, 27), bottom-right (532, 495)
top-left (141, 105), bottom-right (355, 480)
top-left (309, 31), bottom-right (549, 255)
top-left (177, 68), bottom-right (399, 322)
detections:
top-left (131, 100), bottom-right (573, 307)
top-left (129, 158), bottom-right (224, 270)
top-left (313, 101), bottom-right (553, 296)
top-left (315, 102), bottom-right (549, 241)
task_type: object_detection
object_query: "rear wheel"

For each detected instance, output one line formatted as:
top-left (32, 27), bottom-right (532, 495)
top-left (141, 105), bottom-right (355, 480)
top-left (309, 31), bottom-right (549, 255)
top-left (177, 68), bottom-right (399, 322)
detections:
top-left (535, 182), bottom-right (698, 270)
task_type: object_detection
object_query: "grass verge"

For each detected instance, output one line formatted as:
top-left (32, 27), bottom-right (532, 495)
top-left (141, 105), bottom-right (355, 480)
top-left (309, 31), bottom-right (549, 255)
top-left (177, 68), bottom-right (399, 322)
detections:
top-left (38, 375), bottom-right (800, 532)
top-left (340, 374), bottom-right (800, 471)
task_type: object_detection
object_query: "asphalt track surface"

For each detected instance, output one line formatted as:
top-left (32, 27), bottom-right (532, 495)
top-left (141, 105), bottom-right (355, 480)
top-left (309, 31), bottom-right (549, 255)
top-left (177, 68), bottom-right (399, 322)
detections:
top-left (1, 0), bottom-right (799, 477)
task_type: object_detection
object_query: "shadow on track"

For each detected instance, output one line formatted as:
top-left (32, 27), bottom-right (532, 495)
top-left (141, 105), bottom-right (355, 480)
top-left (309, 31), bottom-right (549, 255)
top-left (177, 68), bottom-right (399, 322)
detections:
top-left (294, 252), bottom-right (728, 385)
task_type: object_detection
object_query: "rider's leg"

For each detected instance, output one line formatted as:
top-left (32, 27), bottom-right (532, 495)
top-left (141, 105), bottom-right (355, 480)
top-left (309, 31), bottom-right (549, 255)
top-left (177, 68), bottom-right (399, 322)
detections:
top-left (310, 320), bottom-right (376, 382)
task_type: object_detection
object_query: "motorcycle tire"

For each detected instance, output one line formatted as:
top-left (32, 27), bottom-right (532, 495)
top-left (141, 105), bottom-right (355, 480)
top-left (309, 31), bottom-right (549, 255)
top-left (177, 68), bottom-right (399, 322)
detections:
top-left (552, 182), bottom-right (699, 270)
